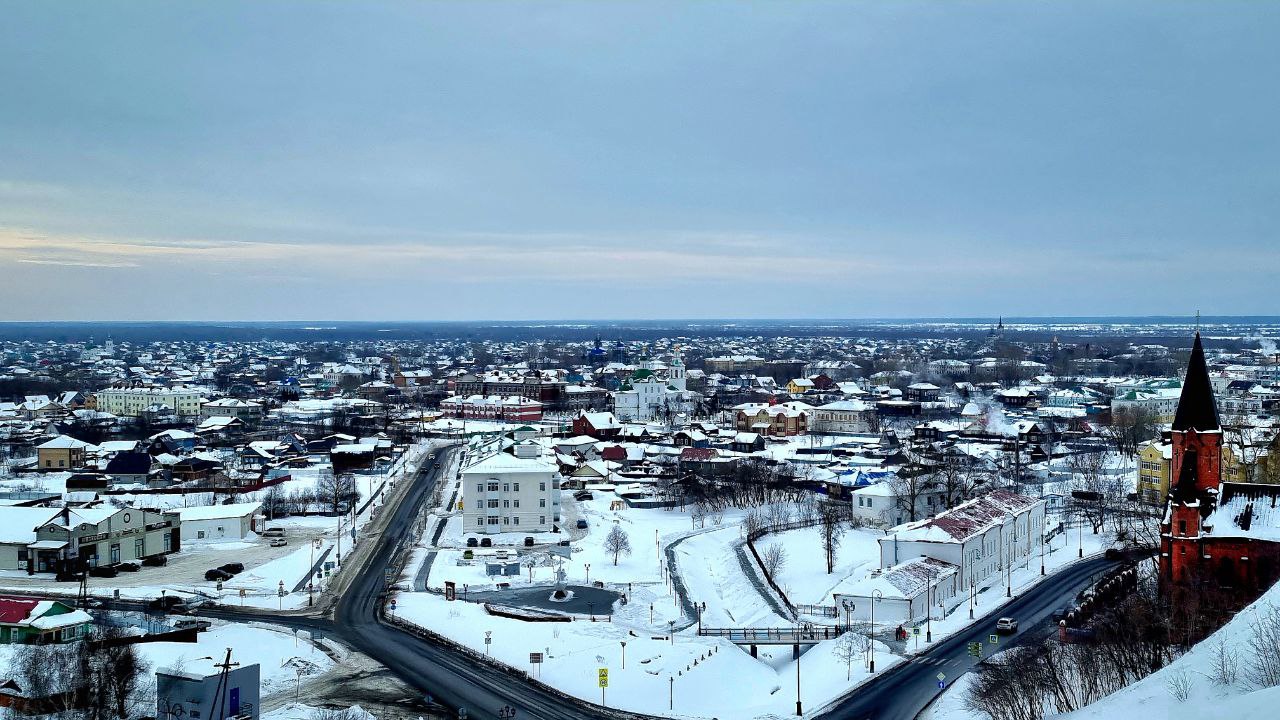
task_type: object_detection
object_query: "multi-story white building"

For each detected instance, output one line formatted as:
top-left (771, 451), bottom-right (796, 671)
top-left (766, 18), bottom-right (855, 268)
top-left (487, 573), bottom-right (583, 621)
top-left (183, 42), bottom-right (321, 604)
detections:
top-left (199, 397), bottom-right (264, 422)
top-left (877, 489), bottom-right (1046, 592)
top-left (95, 386), bottom-right (204, 419)
top-left (462, 444), bottom-right (561, 535)
top-left (812, 399), bottom-right (874, 434)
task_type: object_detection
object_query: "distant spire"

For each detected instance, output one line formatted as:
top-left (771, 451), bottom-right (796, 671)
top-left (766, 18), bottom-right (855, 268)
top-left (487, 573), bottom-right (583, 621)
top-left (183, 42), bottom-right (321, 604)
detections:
top-left (1172, 332), bottom-right (1220, 433)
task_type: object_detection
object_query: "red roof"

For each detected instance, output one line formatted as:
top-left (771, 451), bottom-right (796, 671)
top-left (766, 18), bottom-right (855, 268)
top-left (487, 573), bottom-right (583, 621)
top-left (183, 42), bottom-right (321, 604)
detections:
top-left (680, 447), bottom-right (718, 461)
top-left (0, 596), bottom-right (39, 624)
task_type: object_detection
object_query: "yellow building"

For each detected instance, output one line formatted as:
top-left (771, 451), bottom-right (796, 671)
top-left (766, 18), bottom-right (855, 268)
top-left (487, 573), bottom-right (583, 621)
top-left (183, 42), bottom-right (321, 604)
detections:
top-left (1136, 440), bottom-right (1172, 504)
top-left (1138, 438), bottom-right (1255, 503)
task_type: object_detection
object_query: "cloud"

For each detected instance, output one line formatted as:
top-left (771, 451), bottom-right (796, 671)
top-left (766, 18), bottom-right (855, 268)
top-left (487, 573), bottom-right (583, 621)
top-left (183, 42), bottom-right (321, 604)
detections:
top-left (16, 258), bottom-right (139, 268)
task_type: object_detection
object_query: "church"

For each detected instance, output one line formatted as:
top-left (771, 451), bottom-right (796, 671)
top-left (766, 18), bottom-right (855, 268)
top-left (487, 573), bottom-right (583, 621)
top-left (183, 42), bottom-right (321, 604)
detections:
top-left (1159, 333), bottom-right (1280, 632)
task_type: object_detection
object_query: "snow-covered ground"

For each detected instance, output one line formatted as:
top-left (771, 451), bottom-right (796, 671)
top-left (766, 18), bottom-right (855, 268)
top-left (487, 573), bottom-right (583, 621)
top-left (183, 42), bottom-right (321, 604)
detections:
top-left (768, 525), bottom-right (883, 606)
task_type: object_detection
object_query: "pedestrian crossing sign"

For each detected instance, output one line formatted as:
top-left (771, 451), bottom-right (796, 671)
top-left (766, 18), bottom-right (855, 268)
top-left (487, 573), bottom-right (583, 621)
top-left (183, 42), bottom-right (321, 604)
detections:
top-left (598, 668), bottom-right (609, 687)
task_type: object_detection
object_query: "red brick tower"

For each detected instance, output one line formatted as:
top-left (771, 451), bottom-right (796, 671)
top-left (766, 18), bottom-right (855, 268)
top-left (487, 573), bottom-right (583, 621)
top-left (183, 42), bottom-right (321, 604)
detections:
top-left (1161, 333), bottom-right (1222, 585)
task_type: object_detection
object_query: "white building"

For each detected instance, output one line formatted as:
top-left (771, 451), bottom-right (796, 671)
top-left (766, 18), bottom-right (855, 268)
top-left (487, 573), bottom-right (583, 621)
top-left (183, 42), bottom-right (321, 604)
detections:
top-left (612, 352), bottom-right (695, 422)
top-left (851, 480), bottom-right (949, 527)
top-left (95, 386), bottom-right (204, 419)
top-left (812, 399), bottom-right (874, 434)
top-left (833, 557), bottom-right (959, 626)
top-left (462, 444), bottom-right (562, 535)
top-left (176, 502), bottom-right (263, 542)
top-left (199, 398), bottom-right (263, 422)
top-left (878, 489), bottom-right (1046, 593)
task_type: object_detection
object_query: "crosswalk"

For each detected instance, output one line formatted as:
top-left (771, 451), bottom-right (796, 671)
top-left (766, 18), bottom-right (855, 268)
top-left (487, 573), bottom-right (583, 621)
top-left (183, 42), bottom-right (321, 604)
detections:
top-left (907, 655), bottom-right (951, 666)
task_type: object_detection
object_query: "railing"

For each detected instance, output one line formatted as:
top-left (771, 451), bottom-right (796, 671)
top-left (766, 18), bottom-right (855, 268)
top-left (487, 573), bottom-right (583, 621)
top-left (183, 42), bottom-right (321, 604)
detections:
top-left (698, 625), bottom-right (848, 643)
top-left (795, 603), bottom-right (838, 618)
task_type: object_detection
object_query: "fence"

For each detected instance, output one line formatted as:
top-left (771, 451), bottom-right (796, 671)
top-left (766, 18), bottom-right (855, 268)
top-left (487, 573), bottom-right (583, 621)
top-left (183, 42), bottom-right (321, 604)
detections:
top-left (743, 517), bottom-right (826, 618)
top-left (795, 603), bottom-right (838, 618)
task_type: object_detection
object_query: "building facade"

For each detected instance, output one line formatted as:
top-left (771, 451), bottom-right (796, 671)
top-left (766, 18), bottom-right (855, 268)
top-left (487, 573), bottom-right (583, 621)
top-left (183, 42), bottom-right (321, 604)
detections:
top-left (461, 446), bottom-right (562, 534)
top-left (95, 385), bottom-right (204, 419)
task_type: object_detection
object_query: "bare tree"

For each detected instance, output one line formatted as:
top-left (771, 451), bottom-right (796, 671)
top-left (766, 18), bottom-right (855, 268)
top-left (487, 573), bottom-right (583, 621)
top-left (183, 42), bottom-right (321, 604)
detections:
top-left (887, 470), bottom-right (939, 524)
top-left (1247, 602), bottom-right (1280, 688)
top-left (819, 502), bottom-right (845, 574)
top-left (604, 524), bottom-right (632, 565)
top-left (317, 470), bottom-right (359, 514)
top-left (761, 542), bottom-right (787, 578)
top-left (743, 507), bottom-right (764, 538)
top-left (833, 631), bottom-right (870, 680)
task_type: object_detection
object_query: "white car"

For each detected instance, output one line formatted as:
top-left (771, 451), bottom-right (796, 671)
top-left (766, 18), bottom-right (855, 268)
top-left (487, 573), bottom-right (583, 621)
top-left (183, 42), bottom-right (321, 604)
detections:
top-left (270, 537), bottom-right (288, 547)
top-left (996, 617), bottom-right (1018, 634)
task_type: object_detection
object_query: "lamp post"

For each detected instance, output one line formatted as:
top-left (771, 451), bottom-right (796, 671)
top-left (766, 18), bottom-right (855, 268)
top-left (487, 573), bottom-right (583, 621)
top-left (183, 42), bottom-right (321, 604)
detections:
top-left (588, 601), bottom-right (595, 622)
top-left (969, 579), bottom-right (975, 619)
top-left (795, 638), bottom-right (803, 716)
top-left (1041, 521), bottom-right (1046, 575)
top-left (620, 641), bottom-right (627, 669)
top-left (1078, 511), bottom-right (1084, 557)
top-left (842, 599), bottom-right (854, 631)
top-left (669, 676), bottom-right (674, 710)
top-left (585, 563), bottom-right (591, 585)
top-left (869, 589), bottom-right (882, 672)
top-left (926, 578), bottom-right (933, 643)
top-left (668, 620), bottom-right (675, 645)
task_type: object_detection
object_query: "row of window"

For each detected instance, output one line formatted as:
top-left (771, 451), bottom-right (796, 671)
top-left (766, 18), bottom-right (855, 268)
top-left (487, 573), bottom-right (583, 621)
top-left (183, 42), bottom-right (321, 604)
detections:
top-left (485, 498), bottom-right (547, 508)
top-left (477, 515), bottom-right (547, 526)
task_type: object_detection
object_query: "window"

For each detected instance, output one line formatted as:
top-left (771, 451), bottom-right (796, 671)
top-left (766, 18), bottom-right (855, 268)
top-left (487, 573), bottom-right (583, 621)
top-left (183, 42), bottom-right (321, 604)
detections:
top-left (198, 530), bottom-right (206, 539)
top-left (513, 500), bottom-right (520, 508)
top-left (477, 483), bottom-right (484, 492)
top-left (540, 516), bottom-right (546, 525)
top-left (1178, 520), bottom-right (1187, 535)
top-left (503, 484), bottom-right (510, 492)
top-left (857, 497), bottom-right (863, 507)
top-left (513, 483), bottom-right (520, 491)
top-left (135, 539), bottom-right (144, 558)
top-left (539, 499), bottom-right (546, 507)
top-left (513, 517), bottom-right (519, 525)
top-left (866, 498), bottom-right (873, 508)
top-left (540, 482), bottom-right (546, 491)
top-left (477, 517), bottom-right (484, 526)
top-left (503, 517), bottom-right (510, 525)
top-left (503, 500), bottom-right (510, 508)
top-left (488, 482), bottom-right (499, 492)
top-left (487, 499), bottom-right (499, 508)
top-left (17, 550), bottom-right (27, 562)
top-left (488, 517), bottom-right (499, 525)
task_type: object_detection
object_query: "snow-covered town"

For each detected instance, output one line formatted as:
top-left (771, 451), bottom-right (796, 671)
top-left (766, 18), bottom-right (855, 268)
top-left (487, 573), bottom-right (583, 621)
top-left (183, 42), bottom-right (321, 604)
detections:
top-left (0, 318), bottom-right (1278, 719)
top-left (4, 2), bottom-right (1279, 720)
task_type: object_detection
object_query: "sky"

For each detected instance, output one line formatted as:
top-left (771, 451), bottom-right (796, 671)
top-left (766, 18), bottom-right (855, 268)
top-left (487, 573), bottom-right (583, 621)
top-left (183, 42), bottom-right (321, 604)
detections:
top-left (0, 0), bottom-right (1277, 321)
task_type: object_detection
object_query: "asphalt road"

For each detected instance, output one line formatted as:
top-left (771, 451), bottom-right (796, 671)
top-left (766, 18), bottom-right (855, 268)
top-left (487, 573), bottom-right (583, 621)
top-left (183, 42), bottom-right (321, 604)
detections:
top-left (193, 447), bottom-right (1120, 720)
top-left (817, 556), bottom-right (1118, 720)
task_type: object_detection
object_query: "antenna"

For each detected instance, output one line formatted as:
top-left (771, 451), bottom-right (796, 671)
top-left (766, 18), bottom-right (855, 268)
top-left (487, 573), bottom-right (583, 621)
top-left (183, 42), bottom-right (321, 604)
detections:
top-left (1195, 310), bottom-right (1201, 332)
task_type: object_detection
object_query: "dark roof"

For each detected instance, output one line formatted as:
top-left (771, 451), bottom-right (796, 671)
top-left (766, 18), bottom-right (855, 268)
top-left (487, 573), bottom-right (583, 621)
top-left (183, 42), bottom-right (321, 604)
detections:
top-left (1172, 333), bottom-right (1221, 433)
top-left (104, 451), bottom-right (152, 475)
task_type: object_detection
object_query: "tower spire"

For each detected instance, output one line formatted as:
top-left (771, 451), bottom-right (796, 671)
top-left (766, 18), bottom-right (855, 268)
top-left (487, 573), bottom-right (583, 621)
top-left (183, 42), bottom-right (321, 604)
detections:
top-left (1172, 332), bottom-right (1220, 433)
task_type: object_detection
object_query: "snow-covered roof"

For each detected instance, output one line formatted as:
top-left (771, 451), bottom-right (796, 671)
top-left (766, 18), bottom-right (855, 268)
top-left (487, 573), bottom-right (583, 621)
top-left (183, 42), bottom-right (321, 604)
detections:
top-left (177, 501), bottom-right (263, 522)
top-left (889, 489), bottom-right (1042, 543)
top-left (1205, 483), bottom-right (1280, 542)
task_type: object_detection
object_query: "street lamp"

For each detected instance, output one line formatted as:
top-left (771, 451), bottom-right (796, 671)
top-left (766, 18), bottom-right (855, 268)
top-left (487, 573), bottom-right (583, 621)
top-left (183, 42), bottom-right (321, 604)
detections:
top-left (588, 601), bottom-right (595, 622)
top-left (969, 579), bottom-right (976, 619)
top-left (795, 638), bottom-right (803, 717)
top-left (842, 599), bottom-right (854, 631)
top-left (668, 676), bottom-right (674, 710)
top-left (668, 620), bottom-right (675, 645)
top-left (869, 589), bottom-right (883, 672)
top-left (620, 640), bottom-right (627, 669)
top-left (926, 578), bottom-right (933, 643)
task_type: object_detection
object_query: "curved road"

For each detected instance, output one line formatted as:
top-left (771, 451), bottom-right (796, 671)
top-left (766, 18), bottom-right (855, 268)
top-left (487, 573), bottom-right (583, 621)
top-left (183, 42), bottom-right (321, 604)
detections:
top-left (200, 446), bottom-right (1120, 720)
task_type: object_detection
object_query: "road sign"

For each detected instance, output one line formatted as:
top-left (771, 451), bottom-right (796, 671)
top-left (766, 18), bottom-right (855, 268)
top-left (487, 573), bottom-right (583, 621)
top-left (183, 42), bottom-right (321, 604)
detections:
top-left (937, 681), bottom-right (945, 689)
top-left (390, 599), bottom-right (397, 611)
top-left (239, 589), bottom-right (246, 598)
top-left (967, 641), bottom-right (982, 658)
top-left (937, 672), bottom-right (946, 681)
top-left (989, 634), bottom-right (999, 644)
top-left (598, 668), bottom-right (609, 688)
top-left (530, 652), bottom-right (544, 664)
top-left (912, 627), bottom-right (920, 636)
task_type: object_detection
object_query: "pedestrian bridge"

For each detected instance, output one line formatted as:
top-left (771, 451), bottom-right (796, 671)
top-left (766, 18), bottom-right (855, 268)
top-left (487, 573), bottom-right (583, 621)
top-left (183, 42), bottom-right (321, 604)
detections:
top-left (697, 625), bottom-right (846, 645)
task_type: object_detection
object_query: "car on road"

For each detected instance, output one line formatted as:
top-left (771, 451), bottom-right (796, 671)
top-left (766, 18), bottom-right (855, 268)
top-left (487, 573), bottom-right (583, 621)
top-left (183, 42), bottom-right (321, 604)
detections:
top-left (142, 554), bottom-right (167, 567)
top-left (148, 595), bottom-right (189, 614)
top-left (88, 565), bottom-right (118, 578)
top-left (173, 618), bottom-right (212, 632)
top-left (576, 519), bottom-right (588, 529)
top-left (995, 617), bottom-right (1018, 634)
top-left (524, 536), bottom-right (535, 547)
top-left (263, 527), bottom-right (286, 538)
top-left (1051, 606), bottom-right (1073, 622)
top-left (205, 568), bottom-right (233, 582)
top-left (270, 537), bottom-right (288, 547)
top-left (116, 561), bottom-right (141, 572)
top-left (480, 537), bottom-right (493, 547)
top-left (466, 537), bottom-right (478, 547)
top-left (1104, 547), bottom-right (1124, 560)
top-left (219, 562), bottom-right (245, 575)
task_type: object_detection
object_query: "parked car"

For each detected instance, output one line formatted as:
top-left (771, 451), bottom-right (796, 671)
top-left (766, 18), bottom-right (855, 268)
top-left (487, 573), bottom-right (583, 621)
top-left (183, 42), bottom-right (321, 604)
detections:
top-left (576, 519), bottom-right (589, 529)
top-left (574, 491), bottom-right (593, 501)
top-left (205, 568), bottom-right (233, 582)
top-left (1104, 547), bottom-right (1124, 561)
top-left (142, 555), bottom-right (168, 567)
top-left (88, 565), bottom-right (118, 578)
top-left (466, 537), bottom-right (479, 548)
top-left (995, 617), bottom-right (1019, 634)
top-left (219, 562), bottom-right (245, 575)
top-left (147, 595), bottom-right (189, 614)
top-left (116, 561), bottom-right (141, 573)
top-left (1051, 606), bottom-right (1073, 622)
top-left (523, 536), bottom-right (535, 547)
top-left (480, 537), bottom-right (493, 547)
top-left (262, 527), bottom-right (287, 538)
top-left (270, 538), bottom-right (288, 547)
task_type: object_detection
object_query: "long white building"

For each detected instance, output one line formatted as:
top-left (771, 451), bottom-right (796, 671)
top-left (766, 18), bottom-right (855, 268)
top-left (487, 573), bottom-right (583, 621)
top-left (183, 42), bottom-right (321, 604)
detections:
top-left (462, 444), bottom-right (562, 535)
top-left (95, 386), bottom-right (204, 419)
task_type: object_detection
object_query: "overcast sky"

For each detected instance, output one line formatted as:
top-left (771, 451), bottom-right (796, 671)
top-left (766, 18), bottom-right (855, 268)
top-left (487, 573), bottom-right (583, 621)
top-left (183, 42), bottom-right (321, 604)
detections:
top-left (1, 1), bottom-right (1277, 321)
